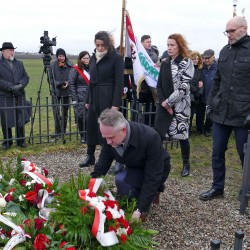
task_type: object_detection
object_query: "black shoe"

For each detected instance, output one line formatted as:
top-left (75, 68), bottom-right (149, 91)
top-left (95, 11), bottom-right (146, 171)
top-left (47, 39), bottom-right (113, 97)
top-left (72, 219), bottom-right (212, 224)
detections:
top-left (2, 143), bottom-right (12, 150)
top-left (17, 142), bottom-right (27, 148)
top-left (79, 155), bottom-right (95, 168)
top-left (109, 162), bottom-right (124, 175)
top-left (80, 136), bottom-right (86, 144)
top-left (181, 164), bottom-right (190, 177)
top-left (199, 188), bottom-right (224, 201)
top-left (204, 131), bottom-right (211, 137)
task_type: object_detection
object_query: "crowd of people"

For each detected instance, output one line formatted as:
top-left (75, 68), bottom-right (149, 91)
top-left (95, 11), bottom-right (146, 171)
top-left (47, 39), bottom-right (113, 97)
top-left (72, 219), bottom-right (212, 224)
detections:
top-left (0, 15), bottom-right (249, 220)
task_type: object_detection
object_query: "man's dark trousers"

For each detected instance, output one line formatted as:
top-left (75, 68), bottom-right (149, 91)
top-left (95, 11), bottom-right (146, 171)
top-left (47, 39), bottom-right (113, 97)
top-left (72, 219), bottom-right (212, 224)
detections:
top-left (212, 122), bottom-right (248, 190)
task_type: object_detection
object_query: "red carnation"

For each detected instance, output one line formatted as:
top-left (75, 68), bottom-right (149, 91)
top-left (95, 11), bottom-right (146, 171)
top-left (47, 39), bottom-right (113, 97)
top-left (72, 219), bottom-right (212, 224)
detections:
top-left (108, 226), bottom-right (116, 232)
top-left (42, 167), bottom-right (49, 176)
top-left (33, 234), bottom-right (50, 250)
top-left (120, 234), bottom-right (127, 244)
top-left (119, 216), bottom-right (129, 228)
top-left (24, 219), bottom-right (32, 228)
top-left (25, 191), bottom-right (37, 203)
top-left (88, 191), bottom-right (96, 198)
top-left (9, 188), bottom-right (16, 193)
top-left (34, 218), bottom-right (45, 230)
top-left (66, 247), bottom-right (76, 250)
top-left (104, 200), bottom-right (119, 209)
top-left (127, 227), bottom-right (132, 235)
top-left (80, 206), bottom-right (88, 215)
top-left (58, 224), bottom-right (66, 236)
top-left (106, 211), bottom-right (113, 221)
top-left (34, 183), bottom-right (42, 193)
top-left (5, 193), bottom-right (14, 202)
top-left (19, 179), bottom-right (26, 186)
top-left (60, 241), bottom-right (67, 248)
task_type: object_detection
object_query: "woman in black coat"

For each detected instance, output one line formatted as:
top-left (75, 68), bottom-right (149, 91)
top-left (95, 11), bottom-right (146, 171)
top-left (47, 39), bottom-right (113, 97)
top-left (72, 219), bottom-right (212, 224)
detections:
top-left (69, 51), bottom-right (90, 143)
top-left (154, 34), bottom-right (194, 177)
top-left (189, 51), bottom-right (203, 135)
top-left (79, 31), bottom-right (124, 167)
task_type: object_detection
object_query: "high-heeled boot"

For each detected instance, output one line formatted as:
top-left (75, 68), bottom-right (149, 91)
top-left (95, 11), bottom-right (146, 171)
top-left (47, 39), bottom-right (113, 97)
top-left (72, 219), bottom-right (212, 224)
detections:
top-left (79, 154), bottom-right (95, 168)
top-left (180, 140), bottom-right (190, 177)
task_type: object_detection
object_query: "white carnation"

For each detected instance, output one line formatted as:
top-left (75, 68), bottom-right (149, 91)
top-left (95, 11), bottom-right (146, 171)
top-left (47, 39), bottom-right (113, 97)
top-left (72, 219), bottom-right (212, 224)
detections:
top-left (19, 195), bottom-right (24, 202)
top-left (0, 198), bottom-right (7, 208)
top-left (9, 178), bottom-right (15, 185)
top-left (116, 227), bottom-right (127, 236)
top-left (0, 174), bottom-right (3, 181)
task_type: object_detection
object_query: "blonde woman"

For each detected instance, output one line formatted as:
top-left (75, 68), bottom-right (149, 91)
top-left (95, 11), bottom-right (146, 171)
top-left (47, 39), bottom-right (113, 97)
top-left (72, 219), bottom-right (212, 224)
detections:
top-left (189, 51), bottom-right (203, 135)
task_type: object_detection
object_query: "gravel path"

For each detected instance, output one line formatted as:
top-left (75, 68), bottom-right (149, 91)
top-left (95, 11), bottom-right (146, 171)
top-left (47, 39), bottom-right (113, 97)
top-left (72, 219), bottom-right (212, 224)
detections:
top-left (3, 148), bottom-right (250, 250)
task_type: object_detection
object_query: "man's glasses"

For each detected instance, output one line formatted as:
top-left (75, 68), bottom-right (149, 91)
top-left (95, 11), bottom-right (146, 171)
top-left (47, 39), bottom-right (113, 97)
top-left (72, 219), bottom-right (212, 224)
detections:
top-left (223, 25), bottom-right (244, 36)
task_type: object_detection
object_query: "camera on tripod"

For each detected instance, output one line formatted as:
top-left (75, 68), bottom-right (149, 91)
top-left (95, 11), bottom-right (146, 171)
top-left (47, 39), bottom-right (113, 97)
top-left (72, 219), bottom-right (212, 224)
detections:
top-left (38, 31), bottom-right (57, 65)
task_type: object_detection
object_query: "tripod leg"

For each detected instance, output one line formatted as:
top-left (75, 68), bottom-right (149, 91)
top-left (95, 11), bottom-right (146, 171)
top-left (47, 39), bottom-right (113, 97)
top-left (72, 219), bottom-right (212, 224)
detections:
top-left (28, 69), bottom-right (46, 144)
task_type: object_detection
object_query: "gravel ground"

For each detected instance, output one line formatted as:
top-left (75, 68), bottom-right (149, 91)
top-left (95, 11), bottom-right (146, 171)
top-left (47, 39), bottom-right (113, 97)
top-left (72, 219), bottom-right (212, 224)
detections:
top-left (3, 147), bottom-right (250, 250)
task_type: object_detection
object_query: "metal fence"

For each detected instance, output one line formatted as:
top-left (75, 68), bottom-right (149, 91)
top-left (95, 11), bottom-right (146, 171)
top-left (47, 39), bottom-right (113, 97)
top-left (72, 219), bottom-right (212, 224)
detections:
top-left (0, 97), bottom-right (179, 148)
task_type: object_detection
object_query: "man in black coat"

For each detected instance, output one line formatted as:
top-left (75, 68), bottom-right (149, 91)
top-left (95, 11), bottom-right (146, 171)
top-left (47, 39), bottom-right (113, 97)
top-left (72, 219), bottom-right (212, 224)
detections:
top-left (91, 108), bottom-right (171, 221)
top-left (0, 42), bottom-right (30, 149)
top-left (199, 16), bottom-right (250, 201)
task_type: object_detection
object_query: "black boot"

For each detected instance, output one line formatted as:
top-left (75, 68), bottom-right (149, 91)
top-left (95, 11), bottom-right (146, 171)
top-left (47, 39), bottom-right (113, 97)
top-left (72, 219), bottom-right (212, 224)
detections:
top-left (79, 155), bottom-right (95, 168)
top-left (181, 163), bottom-right (190, 177)
top-left (180, 139), bottom-right (190, 177)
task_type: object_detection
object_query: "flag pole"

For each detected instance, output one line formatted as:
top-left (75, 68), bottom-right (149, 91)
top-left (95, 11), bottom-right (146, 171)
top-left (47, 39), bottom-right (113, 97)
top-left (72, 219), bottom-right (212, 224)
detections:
top-left (119, 0), bottom-right (126, 56)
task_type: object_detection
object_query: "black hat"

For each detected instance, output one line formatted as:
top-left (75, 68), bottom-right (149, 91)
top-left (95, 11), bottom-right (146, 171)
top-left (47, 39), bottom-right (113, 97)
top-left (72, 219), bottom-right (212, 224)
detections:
top-left (202, 49), bottom-right (214, 58)
top-left (56, 48), bottom-right (66, 58)
top-left (0, 42), bottom-right (17, 51)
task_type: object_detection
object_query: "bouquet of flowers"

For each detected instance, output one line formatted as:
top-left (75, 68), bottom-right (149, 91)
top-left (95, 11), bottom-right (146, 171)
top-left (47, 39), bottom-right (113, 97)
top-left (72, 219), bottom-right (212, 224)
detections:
top-left (0, 156), bottom-right (159, 249)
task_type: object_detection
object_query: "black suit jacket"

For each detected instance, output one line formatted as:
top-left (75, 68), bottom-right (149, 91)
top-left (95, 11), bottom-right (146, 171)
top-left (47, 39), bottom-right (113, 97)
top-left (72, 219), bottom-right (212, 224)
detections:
top-left (91, 121), bottom-right (169, 212)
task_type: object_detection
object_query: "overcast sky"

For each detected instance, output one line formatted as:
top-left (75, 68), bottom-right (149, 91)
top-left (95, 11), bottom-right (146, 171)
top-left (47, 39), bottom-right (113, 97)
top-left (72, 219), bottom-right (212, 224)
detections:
top-left (1, 0), bottom-right (249, 58)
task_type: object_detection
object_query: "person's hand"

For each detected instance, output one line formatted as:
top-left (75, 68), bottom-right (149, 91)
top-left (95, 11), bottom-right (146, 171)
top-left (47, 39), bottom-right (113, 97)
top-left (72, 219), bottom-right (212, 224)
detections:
top-left (198, 81), bottom-right (203, 88)
top-left (85, 103), bottom-right (90, 109)
top-left (205, 105), bottom-right (212, 117)
top-left (62, 81), bottom-right (69, 89)
top-left (161, 101), bottom-right (168, 109)
top-left (131, 210), bottom-right (141, 221)
top-left (11, 84), bottom-right (23, 96)
top-left (167, 107), bottom-right (173, 115)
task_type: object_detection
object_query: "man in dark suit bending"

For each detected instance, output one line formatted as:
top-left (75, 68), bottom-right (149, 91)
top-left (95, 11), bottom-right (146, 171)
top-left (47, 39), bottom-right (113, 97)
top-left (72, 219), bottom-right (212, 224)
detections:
top-left (91, 108), bottom-right (171, 221)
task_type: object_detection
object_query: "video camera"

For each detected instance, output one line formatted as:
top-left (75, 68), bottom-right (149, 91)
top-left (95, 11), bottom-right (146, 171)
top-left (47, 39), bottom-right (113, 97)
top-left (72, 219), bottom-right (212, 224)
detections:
top-left (38, 31), bottom-right (57, 65)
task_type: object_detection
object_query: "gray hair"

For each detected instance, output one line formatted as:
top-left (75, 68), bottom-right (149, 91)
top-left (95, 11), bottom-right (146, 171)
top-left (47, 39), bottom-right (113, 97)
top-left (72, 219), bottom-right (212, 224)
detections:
top-left (98, 109), bottom-right (128, 131)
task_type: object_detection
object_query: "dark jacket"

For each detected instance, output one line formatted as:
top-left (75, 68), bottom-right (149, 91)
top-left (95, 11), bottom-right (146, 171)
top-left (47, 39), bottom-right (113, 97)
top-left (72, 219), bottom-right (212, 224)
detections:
top-left (0, 56), bottom-right (30, 127)
top-left (190, 65), bottom-right (203, 103)
top-left (91, 121), bottom-right (169, 212)
top-left (207, 35), bottom-right (250, 127)
top-left (50, 58), bottom-right (73, 97)
top-left (202, 60), bottom-right (217, 104)
top-left (69, 64), bottom-right (89, 119)
top-left (86, 51), bottom-right (124, 145)
top-left (154, 57), bottom-right (174, 137)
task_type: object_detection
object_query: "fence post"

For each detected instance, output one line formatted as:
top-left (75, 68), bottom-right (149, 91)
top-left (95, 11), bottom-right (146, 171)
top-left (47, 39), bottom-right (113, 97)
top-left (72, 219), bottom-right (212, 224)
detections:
top-left (234, 230), bottom-right (244, 250)
top-left (210, 240), bottom-right (221, 250)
